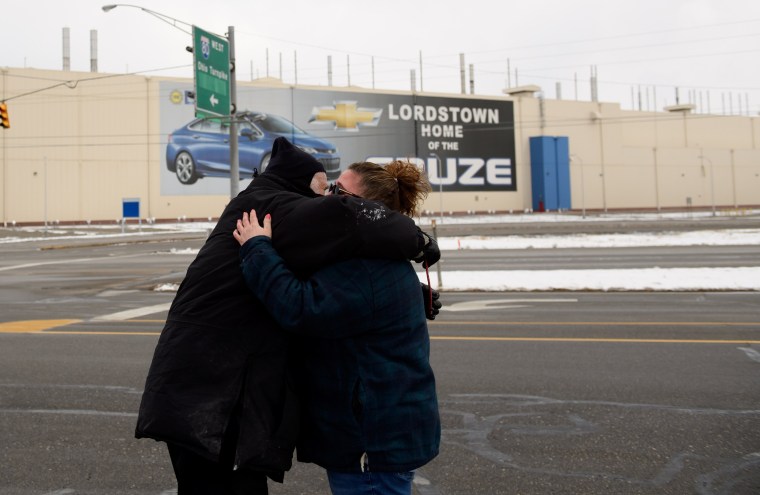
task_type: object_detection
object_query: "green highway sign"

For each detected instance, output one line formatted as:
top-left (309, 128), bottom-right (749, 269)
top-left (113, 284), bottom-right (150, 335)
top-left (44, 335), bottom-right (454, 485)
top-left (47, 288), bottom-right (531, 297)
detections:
top-left (192, 26), bottom-right (230, 118)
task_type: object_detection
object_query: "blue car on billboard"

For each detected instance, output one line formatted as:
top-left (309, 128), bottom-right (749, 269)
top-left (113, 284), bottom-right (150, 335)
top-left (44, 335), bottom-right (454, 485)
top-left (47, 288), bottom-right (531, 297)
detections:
top-left (166, 111), bottom-right (341, 185)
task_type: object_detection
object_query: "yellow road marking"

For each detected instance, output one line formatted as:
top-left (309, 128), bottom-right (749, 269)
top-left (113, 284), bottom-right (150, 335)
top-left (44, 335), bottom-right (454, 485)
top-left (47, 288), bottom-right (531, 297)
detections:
top-left (431, 336), bottom-right (760, 344)
top-left (39, 331), bottom-right (161, 336)
top-left (0, 319), bottom-right (82, 333)
top-left (1, 319), bottom-right (758, 345)
top-left (94, 319), bottom-right (760, 327)
top-left (5, 330), bottom-right (759, 344)
top-left (430, 321), bottom-right (760, 327)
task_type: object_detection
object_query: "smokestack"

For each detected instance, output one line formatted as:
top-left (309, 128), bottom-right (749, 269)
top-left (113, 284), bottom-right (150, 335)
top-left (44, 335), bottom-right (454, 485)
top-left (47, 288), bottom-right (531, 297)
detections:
top-left (459, 53), bottom-right (465, 94)
top-left (90, 30), bottom-right (98, 72)
top-left (62, 27), bottom-right (71, 71)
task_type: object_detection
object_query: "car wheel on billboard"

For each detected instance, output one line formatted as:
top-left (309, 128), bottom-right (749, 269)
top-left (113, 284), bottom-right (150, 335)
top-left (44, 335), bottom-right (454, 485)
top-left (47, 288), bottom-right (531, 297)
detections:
top-left (175, 151), bottom-right (199, 185)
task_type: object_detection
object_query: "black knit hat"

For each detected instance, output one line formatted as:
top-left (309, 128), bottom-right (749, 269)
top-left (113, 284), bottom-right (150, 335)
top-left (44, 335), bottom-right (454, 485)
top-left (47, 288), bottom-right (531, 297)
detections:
top-left (264, 137), bottom-right (325, 181)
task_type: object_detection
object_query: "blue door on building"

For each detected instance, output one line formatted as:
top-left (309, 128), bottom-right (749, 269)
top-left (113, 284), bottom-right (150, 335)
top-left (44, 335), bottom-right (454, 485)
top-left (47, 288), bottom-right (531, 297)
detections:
top-left (529, 136), bottom-right (571, 211)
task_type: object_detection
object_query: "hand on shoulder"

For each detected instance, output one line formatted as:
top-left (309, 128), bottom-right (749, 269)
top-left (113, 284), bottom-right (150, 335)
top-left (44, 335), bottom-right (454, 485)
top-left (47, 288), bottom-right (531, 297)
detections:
top-left (233, 209), bottom-right (272, 245)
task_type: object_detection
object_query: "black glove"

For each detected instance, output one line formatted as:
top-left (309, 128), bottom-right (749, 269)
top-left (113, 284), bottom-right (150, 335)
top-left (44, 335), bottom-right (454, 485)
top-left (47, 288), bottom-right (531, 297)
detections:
top-left (413, 229), bottom-right (440, 267)
top-left (421, 283), bottom-right (442, 320)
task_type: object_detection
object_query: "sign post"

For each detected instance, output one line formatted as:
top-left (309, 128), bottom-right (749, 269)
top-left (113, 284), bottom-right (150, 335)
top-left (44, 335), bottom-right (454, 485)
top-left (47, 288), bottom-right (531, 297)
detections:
top-left (121, 198), bottom-right (141, 233)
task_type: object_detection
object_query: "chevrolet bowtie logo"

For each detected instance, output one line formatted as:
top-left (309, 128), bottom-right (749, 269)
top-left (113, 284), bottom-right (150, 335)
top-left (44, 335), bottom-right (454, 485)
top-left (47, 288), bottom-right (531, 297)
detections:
top-left (309, 101), bottom-right (382, 131)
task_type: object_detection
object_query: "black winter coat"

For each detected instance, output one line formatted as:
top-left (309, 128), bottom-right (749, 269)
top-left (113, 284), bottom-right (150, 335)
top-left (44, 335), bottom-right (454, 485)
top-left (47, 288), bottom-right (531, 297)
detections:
top-left (134, 173), bottom-right (422, 479)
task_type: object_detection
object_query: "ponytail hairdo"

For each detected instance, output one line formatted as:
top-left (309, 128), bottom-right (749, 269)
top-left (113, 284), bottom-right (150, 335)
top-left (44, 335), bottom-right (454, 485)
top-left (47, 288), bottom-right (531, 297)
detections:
top-left (348, 160), bottom-right (431, 216)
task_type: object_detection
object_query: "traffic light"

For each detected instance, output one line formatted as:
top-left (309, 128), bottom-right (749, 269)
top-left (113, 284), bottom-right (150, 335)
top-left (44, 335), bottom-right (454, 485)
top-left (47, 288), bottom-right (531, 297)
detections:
top-left (0, 102), bottom-right (9, 129)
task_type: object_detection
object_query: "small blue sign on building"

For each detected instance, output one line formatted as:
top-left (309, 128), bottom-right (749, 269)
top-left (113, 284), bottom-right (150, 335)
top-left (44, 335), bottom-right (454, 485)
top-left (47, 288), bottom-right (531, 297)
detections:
top-left (122, 198), bottom-right (140, 218)
top-left (122, 198), bottom-right (141, 232)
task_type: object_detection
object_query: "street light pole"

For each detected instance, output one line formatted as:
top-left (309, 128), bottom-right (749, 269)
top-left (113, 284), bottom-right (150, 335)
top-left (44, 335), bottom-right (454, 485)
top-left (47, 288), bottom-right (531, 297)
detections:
top-left (104, 4), bottom-right (239, 200)
top-left (570, 154), bottom-right (586, 218)
top-left (428, 153), bottom-right (444, 289)
top-left (102, 4), bottom-right (192, 34)
top-left (429, 153), bottom-right (444, 225)
top-left (43, 156), bottom-right (48, 233)
top-left (699, 152), bottom-right (716, 217)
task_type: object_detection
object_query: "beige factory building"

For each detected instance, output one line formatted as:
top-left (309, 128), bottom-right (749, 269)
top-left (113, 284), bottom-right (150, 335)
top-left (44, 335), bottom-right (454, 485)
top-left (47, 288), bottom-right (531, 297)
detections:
top-left (0, 66), bottom-right (758, 225)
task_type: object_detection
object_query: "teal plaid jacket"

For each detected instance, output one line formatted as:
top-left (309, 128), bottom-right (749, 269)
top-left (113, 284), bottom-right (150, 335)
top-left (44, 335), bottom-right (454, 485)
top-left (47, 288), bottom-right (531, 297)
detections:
top-left (240, 236), bottom-right (440, 473)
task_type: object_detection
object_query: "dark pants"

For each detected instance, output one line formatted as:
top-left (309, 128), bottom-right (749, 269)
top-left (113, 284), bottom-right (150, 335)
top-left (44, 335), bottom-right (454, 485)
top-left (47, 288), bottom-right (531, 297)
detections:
top-left (167, 442), bottom-right (268, 495)
top-left (327, 470), bottom-right (414, 495)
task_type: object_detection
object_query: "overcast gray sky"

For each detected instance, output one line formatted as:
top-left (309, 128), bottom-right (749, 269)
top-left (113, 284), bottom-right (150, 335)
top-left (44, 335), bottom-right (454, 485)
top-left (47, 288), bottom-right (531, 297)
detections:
top-left (4, 0), bottom-right (760, 113)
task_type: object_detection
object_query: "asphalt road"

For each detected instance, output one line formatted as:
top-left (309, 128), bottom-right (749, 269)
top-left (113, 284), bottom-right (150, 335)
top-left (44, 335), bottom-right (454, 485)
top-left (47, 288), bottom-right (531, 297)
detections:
top-left (432, 245), bottom-right (760, 271)
top-left (428, 213), bottom-right (760, 237)
top-left (1, 228), bottom-right (759, 494)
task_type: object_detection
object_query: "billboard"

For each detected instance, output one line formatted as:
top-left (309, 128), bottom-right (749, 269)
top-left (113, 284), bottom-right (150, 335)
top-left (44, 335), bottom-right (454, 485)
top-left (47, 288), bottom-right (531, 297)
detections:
top-left (160, 82), bottom-right (516, 195)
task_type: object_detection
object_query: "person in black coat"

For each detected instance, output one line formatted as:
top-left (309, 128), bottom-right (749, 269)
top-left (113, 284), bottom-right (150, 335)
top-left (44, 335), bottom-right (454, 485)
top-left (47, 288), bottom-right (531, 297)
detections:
top-left (135, 137), bottom-right (436, 495)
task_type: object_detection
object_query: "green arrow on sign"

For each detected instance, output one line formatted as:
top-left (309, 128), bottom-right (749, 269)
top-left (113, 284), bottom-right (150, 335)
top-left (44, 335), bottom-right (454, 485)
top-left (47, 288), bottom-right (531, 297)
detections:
top-left (192, 26), bottom-right (230, 118)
